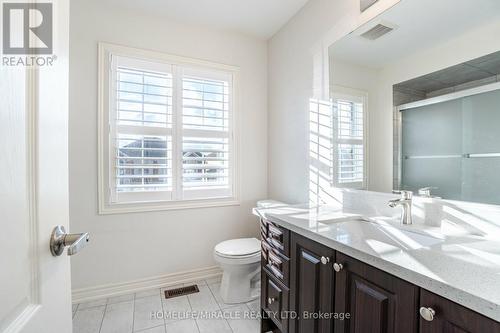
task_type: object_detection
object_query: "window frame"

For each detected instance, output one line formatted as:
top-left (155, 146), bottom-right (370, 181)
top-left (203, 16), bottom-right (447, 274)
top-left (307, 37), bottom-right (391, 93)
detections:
top-left (98, 42), bottom-right (240, 214)
top-left (331, 86), bottom-right (369, 190)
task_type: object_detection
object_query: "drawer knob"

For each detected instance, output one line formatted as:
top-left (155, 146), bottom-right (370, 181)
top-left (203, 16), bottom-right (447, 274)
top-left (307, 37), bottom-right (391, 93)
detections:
top-left (333, 263), bottom-right (343, 272)
top-left (419, 307), bottom-right (436, 322)
top-left (268, 297), bottom-right (276, 305)
top-left (320, 256), bottom-right (330, 265)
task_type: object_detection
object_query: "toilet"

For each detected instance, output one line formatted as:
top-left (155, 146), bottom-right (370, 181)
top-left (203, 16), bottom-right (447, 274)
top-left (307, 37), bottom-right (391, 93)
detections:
top-left (214, 237), bottom-right (261, 304)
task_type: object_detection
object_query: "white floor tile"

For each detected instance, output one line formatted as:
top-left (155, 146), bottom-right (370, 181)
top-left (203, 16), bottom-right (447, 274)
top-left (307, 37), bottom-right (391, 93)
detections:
top-left (165, 319), bottom-right (199, 333)
top-left (137, 326), bottom-right (166, 333)
top-left (224, 305), bottom-right (260, 333)
top-left (207, 282), bottom-right (235, 309)
top-left (107, 293), bottom-right (134, 304)
top-left (134, 295), bottom-right (165, 332)
top-left (187, 285), bottom-right (220, 312)
top-left (196, 315), bottom-right (232, 333)
top-left (163, 295), bottom-right (192, 323)
top-left (78, 298), bottom-right (107, 310)
top-left (72, 278), bottom-right (260, 333)
top-left (100, 300), bottom-right (134, 333)
top-left (135, 288), bottom-right (161, 299)
top-left (73, 306), bottom-right (105, 333)
top-left (246, 299), bottom-right (260, 313)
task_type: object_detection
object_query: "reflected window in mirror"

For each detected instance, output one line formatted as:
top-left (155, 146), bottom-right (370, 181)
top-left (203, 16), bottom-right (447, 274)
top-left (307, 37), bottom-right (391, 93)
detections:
top-left (332, 90), bottom-right (367, 189)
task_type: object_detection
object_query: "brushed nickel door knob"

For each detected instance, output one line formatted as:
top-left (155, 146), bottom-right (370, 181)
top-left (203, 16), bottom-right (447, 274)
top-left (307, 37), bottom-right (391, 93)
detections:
top-left (320, 256), bottom-right (330, 265)
top-left (419, 307), bottom-right (436, 321)
top-left (333, 263), bottom-right (344, 272)
top-left (50, 225), bottom-right (90, 256)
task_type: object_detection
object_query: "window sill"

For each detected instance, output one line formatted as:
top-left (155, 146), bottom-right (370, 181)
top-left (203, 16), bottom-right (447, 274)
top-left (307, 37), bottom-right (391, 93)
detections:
top-left (98, 197), bottom-right (240, 215)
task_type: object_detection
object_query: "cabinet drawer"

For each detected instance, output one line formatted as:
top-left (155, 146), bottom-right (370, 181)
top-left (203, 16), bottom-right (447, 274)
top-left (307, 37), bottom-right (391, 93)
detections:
top-left (260, 219), bottom-right (268, 239)
top-left (260, 218), bottom-right (290, 257)
top-left (266, 248), bottom-right (290, 286)
top-left (262, 268), bottom-right (289, 333)
top-left (267, 223), bottom-right (290, 256)
top-left (261, 238), bottom-right (271, 262)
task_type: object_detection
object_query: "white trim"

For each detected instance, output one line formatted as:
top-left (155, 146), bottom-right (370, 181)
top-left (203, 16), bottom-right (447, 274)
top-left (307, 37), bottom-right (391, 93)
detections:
top-left (397, 81), bottom-right (500, 111)
top-left (98, 42), bottom-right (240, 214)
top-left (99, 42), bottom-right (239, 73)
top-left (99, 198), bottom-right (240, 215)
top-left (72, 266), bottom-right (223, 304)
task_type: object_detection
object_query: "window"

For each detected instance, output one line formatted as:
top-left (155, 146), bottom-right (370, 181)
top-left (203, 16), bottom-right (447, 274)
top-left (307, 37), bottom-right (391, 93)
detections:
top-left (98, 43), bottom-right (239, 213)
top-left (332, 89), bottom-right (367, 189)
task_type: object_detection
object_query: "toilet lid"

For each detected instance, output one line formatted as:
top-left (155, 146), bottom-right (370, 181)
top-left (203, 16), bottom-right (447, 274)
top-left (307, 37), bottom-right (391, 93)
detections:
top-left (215, 238), bottom-right (260, 257)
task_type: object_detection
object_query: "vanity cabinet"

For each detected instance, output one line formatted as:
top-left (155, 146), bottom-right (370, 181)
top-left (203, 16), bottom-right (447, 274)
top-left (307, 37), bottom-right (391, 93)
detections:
top-left (334, 252), bottom-right (419, 333)
top-left (289, 233), bottom-right (335, 333)
top-left (259, 219), bottom-right (500, 333)
top-left (419, 289), bottom-right (500, 333)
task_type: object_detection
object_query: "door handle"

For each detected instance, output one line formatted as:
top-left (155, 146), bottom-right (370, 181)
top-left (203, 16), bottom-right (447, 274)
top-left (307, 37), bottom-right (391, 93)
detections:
top-left (50, 225), bottom-right (90, 256)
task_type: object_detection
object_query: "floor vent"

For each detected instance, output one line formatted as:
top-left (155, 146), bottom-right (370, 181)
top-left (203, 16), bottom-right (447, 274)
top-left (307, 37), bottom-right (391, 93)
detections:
top-left (164, 285), bottom-right (199, 299)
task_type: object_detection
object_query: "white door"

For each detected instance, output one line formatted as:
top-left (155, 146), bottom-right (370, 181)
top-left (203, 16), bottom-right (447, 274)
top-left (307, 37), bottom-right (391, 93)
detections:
top-left (0, 1), bottom-right (74, 332)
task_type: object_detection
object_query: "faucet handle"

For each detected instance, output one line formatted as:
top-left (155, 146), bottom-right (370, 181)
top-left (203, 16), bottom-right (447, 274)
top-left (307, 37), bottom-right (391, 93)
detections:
top-left (418, 187), bottom-right (437, 197)
top-left (392, 190), bottom-right (413, 200)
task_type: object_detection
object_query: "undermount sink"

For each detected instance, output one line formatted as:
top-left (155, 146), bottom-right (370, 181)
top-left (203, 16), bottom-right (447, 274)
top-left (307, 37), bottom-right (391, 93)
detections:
top-left (318, 214), bottom-right (446, 247)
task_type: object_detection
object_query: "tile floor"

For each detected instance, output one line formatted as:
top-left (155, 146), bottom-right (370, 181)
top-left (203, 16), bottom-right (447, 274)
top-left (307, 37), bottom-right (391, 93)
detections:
top-left (72, 277), bottom-right (261, 333)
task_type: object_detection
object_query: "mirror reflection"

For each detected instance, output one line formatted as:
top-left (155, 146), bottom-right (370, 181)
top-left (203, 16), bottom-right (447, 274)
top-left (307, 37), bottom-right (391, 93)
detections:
top-left (328, 0), bottom-right (500, 204)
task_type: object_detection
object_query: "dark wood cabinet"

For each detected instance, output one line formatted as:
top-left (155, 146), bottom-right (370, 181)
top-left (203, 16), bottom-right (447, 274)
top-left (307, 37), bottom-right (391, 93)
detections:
top-left (419, 289), bottom-right (500, 333)
top-left (259, 220), bottom-right (500, 333)
top-left (262, 267), bottom-right (290, 333)
top-left (260, 218), bottom-right (291, 333)
top-left (334, 252), bottom-right (419, 333)
top-left (290, 233), bottom-right (335, 333)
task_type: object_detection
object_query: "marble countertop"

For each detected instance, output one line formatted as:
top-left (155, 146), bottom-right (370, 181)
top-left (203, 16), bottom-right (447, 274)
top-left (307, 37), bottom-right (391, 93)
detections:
top-left (254, 203), bottom-right (500, 322)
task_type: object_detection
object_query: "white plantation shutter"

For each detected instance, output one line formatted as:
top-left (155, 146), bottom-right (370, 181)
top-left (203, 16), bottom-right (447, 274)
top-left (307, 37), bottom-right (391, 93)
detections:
top-left (333, 94), bottom-right (366, 188)
top-left (111, 56), bottom-right (174, 202)
top-left (105, 51), bottom-right (236, 206)
top-left (180, 71), bottom-right (233, 199)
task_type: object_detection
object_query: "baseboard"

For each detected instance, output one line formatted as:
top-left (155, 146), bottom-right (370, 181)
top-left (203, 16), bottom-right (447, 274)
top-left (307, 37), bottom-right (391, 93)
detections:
top-left (72, 266), bottom-right (222, 304)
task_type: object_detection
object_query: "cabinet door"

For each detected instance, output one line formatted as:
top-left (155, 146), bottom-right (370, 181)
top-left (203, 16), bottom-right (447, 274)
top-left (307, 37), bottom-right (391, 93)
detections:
top-left (419, 289), bottom-right (500, 333)
top-left (290, 233), bottom-right (335, 333)
top-left (334, 252), bottom-right (419, 333)
top-left (262, 268), bottom-right (290, 332)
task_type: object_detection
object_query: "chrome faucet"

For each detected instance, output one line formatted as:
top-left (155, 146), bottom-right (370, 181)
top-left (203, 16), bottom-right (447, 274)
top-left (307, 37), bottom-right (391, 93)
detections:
top-left (388, 190), bottom-right (413, 225)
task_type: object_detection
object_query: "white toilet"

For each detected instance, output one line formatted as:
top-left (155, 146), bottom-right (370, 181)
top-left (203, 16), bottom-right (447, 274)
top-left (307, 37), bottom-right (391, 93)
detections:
top-left (214, 237), bottom-right (261, 304)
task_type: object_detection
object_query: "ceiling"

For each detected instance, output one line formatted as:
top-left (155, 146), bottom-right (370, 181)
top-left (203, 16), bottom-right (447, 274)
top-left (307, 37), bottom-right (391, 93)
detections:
top-left (329, 0), bottom-right (500, 69)
top-left (99, 0), bottom-right (310, 39)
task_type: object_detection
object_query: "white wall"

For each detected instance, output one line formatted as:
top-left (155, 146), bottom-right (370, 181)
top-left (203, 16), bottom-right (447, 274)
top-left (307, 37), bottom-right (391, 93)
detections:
top-left (267, 0), bottom-right (400, 203)
top-left (69, 0), bottom-right (268, 290)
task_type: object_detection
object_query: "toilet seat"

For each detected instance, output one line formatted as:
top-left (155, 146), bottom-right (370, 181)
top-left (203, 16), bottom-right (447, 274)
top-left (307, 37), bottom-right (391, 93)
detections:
top-left (215, 238), bottom-right (260, 258)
